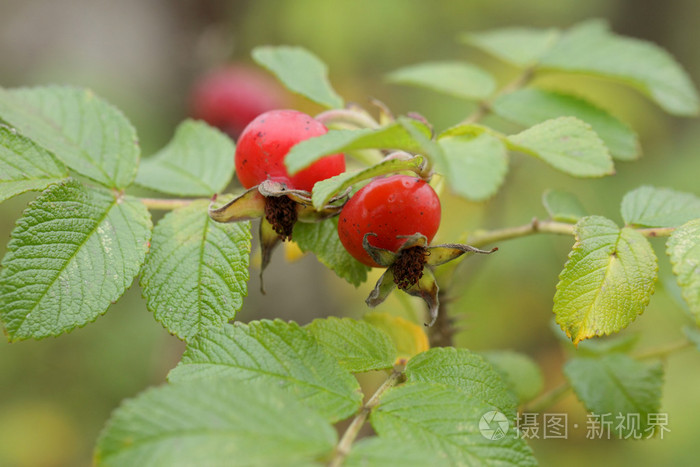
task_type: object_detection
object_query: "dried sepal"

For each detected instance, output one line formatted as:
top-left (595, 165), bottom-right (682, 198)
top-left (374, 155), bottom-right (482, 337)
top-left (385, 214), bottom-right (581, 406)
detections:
top-left (208, 187), bottom-right (265, 223)
top-left (362, 233), bottom-right (398, 267)
top-left (257, 179), bottom-right (311, 202)
top-left (404, 268), bottom-right (440, 326)
top-left (297, 203), bottom-right (343, 222)
top-left (425, 244), bottom-right (497, 267)
top-left (366, 268), bottom-right (397, 308)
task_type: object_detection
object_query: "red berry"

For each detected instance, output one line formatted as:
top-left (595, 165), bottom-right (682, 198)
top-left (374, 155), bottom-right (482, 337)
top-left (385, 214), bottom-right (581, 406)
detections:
top-left (235, 109), bottom-right (345, 191)
top-left (190, 65), bottom-right (287, 138)
top-left (338, 175), bottom-right (441, 267)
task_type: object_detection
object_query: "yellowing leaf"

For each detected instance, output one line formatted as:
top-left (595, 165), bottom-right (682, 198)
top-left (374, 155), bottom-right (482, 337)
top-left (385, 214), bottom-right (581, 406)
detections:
top-left (554, 216), bottom-right (657, 344)
top-left (363, 312), bottom-right (429, 363)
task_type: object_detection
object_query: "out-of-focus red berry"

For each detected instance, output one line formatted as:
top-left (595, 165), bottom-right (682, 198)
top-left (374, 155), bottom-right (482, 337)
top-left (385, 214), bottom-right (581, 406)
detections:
top-left (190, 64), bottom-right (287, 138)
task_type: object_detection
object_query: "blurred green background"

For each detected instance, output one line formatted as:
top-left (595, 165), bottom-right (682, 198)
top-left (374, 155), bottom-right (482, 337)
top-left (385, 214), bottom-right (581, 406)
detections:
top-left (1, 0), bottom-right (700, 465)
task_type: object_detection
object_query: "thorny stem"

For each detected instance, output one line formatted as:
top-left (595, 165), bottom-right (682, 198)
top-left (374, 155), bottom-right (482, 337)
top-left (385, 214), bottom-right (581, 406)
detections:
top-left (138, 197), bottom-right (198, 210)
top-left (329, 368), bottom-right (404, 467)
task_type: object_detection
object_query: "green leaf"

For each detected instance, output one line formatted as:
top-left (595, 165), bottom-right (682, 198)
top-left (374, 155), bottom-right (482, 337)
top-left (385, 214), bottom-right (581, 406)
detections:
top-left (564, 354), bottom-right (663, 437)
top-left (0, 125), bottom-right (68, 203)
top-left (371, 382), bottom-right (536, 466)
top-left (0, 180), bottom-right (151, 340)
top-left (306, 317), bottom-right (397, 372)
top-left (168, 320), bottom-right (362, 423)
top-left (285, 120), bottom-right (432, 175)
top-left (405, 348), bottom-right (517, 419)
top-left (539, 20), bottom-right (699, 116)
top-left (461, 26), bottom-right (560, 67)
top-left (293, 218), bottom-right (370, 286)
top-left (386, 61), bottom-right (496, 100)
top-left (621, 186), bottom-right (700, 228)
top-left (0, 86), bottom-right (139, 188)
top-left (95, 379), bottom-right (336, 466)
top-left (135, 120), bottom-right (235, 197)
top-left (554, 216), bottom-right (658, 344)
top-left (346, 438), bottom-right (447, 467)
top-left (542, 189), bottom-right (588, 222)
top-left (252, 45), bottom-right (343, 109)
top-left (140, 201), bottom-right (251, 341)
top-left (311, 155), bottom-right (424, 210)
top-left (507, 116), bottom-right (614, 177)
top-left (436, 133), bottom-right (508, 201)
top-left (493, 88), bottom-right (639, 160)
top-left (480, 351), bottom-right (544, 404)
top-left (667, 219), bottom-right (700, 322)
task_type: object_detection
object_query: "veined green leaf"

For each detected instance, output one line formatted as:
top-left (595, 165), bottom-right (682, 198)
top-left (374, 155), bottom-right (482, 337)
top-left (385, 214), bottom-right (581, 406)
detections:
top-left (306, 317), bottom-right (397, 373)
top-left (285, 119), bottom-right (432, 175)
top-left (542, 189), bottom-right (588, 223)
top-left (346, 438), bottom-right (447, 467)
top-left (252, 45), bottom-right (343, 109)
top-left (293, 218), bottom-right (370, 286)
top-left (0, 180), bottom-right (151, 340)
top-left (405, 348), bottom-right (517, 419)
top-left (554, 216), bottom-right (657, 344)
top-left (0, 86), bottom-right (139, 188)
top-left (140, 201), bottom-right (251, 341)
top-left (95, 379), bottom-right (336, 466)
top-left (168, 320), bottom-right (362, 423)
top-left (481, 351), bottom-right (544, 404)
top-left (539, 19), bottom-right (699, 116)
top-left (507, 117), bottom-right (614, 177)
top-left (135, 120), bottom-right (235, 197)
top-left (371, 382), bottom-right (536, 466)
top-left (0, 125), bottom-right (68, 203)
top-left (311, 154), bottom-right (424, 210)
top-left (386, 61), bottom-right (496, 100)
top-left (564, 354), bottom-right (663, 438)
top-left (667, 219), bottom-right (700, 322)
top-left (621, 186), bottom-right (700, 228)
top-left (461, 26), bottom-right (560, 67)
top-left (493, 88), bottom-right (639, 160)
top-left (437, 133), bottom-right (508, 201)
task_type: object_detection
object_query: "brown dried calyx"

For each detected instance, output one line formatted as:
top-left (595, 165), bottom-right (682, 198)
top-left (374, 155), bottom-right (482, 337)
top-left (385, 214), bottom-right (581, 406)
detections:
top-left (264, 195), bottom-right (298, 239)
top-left (392, 245), bottom-right (428, 290)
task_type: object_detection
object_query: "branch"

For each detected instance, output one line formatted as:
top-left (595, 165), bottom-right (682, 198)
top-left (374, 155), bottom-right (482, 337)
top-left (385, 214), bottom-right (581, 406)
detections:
top-left (138, 197), bottom-right (199, 210)
top-left (522, 381), bottom-right (572, 413)
top-left (329, 368), bottom-right (404, 467)
top-left (460, 67), bottom-right (536, 125)
top-left (633, 338), bottom-right (693, 360)
top-left (467, 218), bottom-right (574, 248)
top-left (466, 218), bottom-right (677, 249)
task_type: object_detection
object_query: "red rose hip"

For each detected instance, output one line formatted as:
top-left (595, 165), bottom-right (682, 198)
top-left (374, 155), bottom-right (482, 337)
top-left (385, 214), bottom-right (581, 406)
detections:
top-left (338, 175), bottom-right (441, 267)
top-left (235, 109), bottom-right (345, 192)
